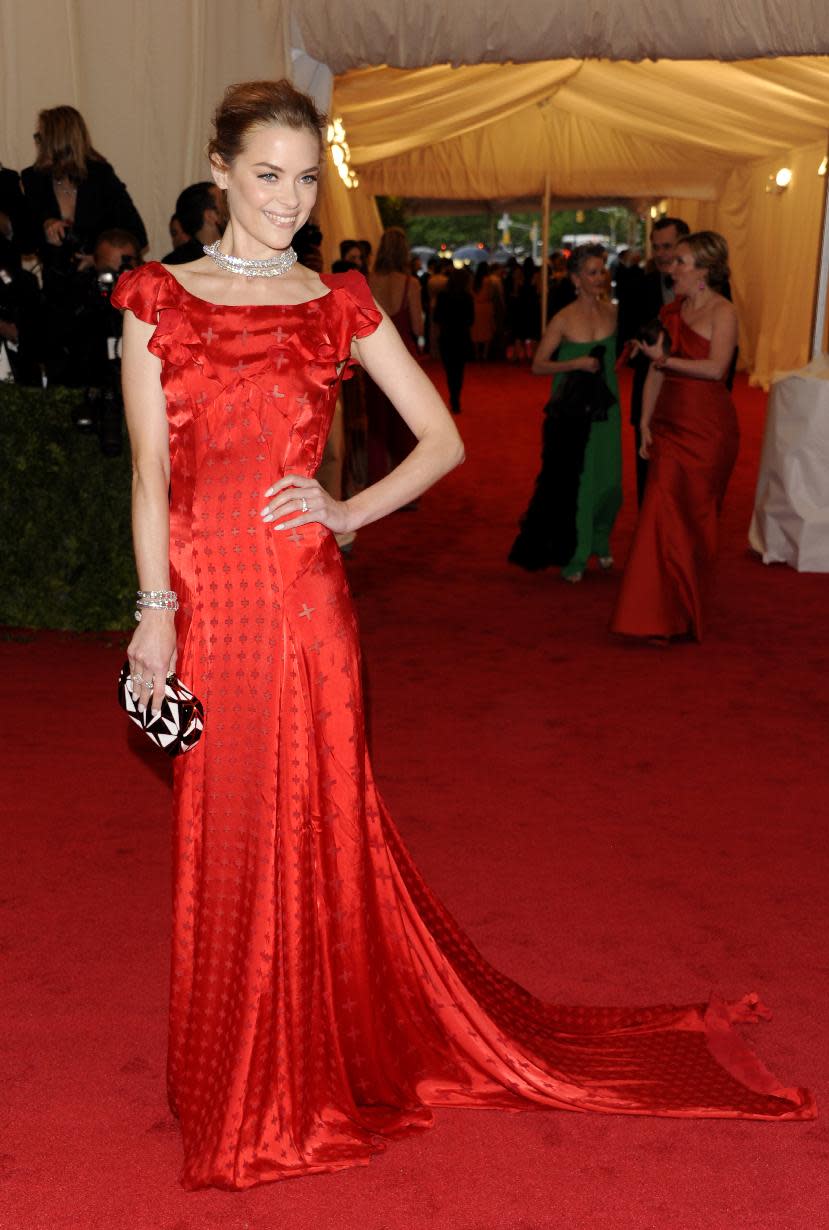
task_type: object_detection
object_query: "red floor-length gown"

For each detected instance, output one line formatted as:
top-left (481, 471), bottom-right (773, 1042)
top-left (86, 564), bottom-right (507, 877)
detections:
top-left (611, 298), bottom-right (740, 641)
top-left (113, 264), bottom-right (813, 1192)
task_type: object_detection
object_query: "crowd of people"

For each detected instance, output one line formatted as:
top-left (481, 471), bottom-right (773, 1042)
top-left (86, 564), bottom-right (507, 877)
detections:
top-left (508, 217), bottom-right (740, 644)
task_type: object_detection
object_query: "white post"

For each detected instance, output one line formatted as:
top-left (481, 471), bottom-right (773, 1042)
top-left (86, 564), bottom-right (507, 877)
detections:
top-left (541, 171), bottom-right (551, 331)
top-left (812, 137), bottom-right (829, 358)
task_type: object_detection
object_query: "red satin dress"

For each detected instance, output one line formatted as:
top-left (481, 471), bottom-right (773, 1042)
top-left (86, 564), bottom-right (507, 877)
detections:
top-left (611, 298), bottom-right (740, 641)
top-left (113, 265), bottom-right (813, 1192)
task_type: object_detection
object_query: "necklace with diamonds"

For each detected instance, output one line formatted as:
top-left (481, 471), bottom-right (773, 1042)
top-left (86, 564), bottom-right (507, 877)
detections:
top-left (202, 240), bottom-right (298, 278)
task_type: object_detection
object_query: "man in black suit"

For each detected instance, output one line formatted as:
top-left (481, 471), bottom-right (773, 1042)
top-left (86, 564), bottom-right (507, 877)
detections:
top-left (162, 182), bottom-right (225, 264)
top-left (627, 216), bottom-right (689, 504)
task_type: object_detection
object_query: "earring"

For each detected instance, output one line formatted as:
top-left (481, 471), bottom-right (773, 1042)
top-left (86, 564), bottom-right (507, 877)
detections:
top-left (698, 281), bottom-right (706, 291)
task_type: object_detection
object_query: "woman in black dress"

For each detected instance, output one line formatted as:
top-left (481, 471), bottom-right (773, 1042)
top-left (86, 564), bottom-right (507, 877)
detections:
top-left (22, 106), bottom-right (147, 275)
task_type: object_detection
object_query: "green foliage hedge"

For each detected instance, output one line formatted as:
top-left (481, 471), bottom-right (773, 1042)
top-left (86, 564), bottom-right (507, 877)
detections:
top-left (0, 384), bottom-right (135, 630)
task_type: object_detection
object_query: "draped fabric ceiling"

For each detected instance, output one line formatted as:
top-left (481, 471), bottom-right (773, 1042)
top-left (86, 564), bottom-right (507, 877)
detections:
top-left (335, 59), bottom-right (829, 202)
top-left (329, 56), bottom-right (829, 383)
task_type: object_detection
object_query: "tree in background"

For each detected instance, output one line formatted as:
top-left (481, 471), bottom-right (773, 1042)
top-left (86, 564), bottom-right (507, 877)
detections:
top-left (376, 197), bottom-right (640, 256)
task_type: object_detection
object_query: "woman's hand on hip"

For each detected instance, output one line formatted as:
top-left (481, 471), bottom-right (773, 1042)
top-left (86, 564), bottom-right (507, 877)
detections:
top-left (127, 610), bottom-right (177, 716)
top-left (261, 476), bottom-right (353, 536)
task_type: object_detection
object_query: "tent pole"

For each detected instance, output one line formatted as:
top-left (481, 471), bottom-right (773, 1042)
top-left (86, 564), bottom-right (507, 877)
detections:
top-left (541, 171), bottom-right (551, 332)
top-left (811, 135), bottom-right (829, 358)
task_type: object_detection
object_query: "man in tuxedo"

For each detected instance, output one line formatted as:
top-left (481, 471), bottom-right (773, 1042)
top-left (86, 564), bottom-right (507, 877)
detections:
top-left (161, 182), bottom-right (226, 264)
top-left (627, 216), bottom-right (689, 504)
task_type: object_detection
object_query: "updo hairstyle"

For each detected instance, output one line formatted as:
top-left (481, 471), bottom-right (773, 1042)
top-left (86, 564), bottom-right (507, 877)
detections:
top-left (679, 231), bottom-right (730, 292)
top-left (567, 243), bottom-right (606, 277)
top-left (207, 79), bottom-right (326, 167)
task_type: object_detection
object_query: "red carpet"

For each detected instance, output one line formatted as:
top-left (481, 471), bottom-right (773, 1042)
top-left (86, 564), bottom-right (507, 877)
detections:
top-left (2, 362), bottom-right (827, 1229)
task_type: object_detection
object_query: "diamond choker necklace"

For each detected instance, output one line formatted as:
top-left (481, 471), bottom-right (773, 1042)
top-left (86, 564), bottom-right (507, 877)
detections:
top-left (202, 240), bottom-right (298, 278)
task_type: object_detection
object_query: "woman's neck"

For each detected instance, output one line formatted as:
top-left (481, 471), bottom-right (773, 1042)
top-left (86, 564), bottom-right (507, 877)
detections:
top-left (686, 286), bottom-right (713, 312)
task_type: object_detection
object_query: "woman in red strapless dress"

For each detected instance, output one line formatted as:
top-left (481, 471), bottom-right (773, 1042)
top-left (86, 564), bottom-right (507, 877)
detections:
top-left (114, 90), bottom-right (813, 1192)
top-left (611, 232), bottom-right (740, 642)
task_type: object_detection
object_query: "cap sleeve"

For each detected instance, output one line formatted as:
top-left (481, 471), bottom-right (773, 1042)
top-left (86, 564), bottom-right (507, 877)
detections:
top-left (111, 263), bottom-right (166, 324)
top-left (335, 269), bottom-right (383, 341)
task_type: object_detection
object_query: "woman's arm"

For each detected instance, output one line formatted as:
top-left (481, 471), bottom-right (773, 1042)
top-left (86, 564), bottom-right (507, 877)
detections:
top-left (531, 310), bottom-right (598, 376)
top-left (639, 365), bottom-right (665, 458)
top-left (262, 309), bottom-right (464, 533)
top-left (121, 310), bottom-right (176, 714)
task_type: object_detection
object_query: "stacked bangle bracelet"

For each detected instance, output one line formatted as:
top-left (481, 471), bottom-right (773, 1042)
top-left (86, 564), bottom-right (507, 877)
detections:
top-left (135, 589), bottom-right (179, 621)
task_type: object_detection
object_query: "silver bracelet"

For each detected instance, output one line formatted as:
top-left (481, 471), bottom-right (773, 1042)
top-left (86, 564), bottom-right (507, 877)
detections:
top-left (134, 588), bottom-right (179, 620)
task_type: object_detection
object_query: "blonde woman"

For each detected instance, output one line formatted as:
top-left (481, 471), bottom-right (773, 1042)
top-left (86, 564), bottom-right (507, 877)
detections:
top-left (22, 105), bottom-right (146, 272)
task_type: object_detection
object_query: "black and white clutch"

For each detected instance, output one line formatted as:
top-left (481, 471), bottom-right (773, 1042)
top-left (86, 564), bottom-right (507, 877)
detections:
top-left (117, 661), bottom-right (204, 756)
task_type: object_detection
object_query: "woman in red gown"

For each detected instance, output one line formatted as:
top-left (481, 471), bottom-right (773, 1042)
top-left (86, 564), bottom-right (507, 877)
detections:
top-left (114, 88), bottom-right (813, 1191)
top-left (611, 232), bottom-right (740, 641)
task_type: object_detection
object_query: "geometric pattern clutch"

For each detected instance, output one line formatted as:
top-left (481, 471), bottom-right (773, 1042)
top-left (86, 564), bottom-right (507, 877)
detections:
top-left (117, 660), bottom-right (204, 756)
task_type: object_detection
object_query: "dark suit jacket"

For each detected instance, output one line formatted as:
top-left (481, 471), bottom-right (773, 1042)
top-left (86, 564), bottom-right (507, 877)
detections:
top-left (0, 166), bottom-right (35, 254)
top-left (628, 270), bottom-right (670, 425)
top-left (21, 159), bottom-right (147, 256)
top-left (161, 237), bottom-right (203, 265)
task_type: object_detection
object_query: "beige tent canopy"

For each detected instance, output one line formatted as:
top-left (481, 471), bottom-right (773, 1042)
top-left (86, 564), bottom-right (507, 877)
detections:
top-left (327, 57), bottom-right (829, 384)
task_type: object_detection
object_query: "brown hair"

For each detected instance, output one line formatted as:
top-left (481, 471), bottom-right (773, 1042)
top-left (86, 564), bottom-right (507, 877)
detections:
top-left (567, 243), bottom-right (606, 277)
top-left (208, 79), bottom-right (326, 166)
top-left (373, 227), bottom-right (410, 275)
top-left (34, 105), bottom-right (104, 181)
top-left (679, 230), bottom-right (730, 292)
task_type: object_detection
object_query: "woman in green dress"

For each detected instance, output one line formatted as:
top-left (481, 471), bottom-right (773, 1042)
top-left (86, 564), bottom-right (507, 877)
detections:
top-left (509, 244), bottom-right (622, 581)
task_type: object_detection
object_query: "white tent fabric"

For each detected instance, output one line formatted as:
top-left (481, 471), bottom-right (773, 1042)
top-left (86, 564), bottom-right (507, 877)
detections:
top-left (295, 0), bottom-right (829, 71)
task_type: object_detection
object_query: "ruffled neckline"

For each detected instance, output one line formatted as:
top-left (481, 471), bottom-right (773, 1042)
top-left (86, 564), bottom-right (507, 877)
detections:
top-left (147, 261), bottom-right (337, 312)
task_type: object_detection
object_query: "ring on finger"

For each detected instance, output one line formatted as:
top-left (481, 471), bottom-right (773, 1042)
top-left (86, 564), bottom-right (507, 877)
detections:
top-left (301, 496), bottom-right (309, 513)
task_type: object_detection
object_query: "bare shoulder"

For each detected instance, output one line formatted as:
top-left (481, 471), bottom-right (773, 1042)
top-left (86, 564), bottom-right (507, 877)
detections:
top-left (713, 294), bottom-right (737, 318)
top-left (159, 256), bottom-right (214, 290)
top-left (552, 301), bottom-right (578, 329)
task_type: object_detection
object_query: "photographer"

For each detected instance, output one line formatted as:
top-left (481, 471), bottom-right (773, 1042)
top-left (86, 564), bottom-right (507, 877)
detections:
top-left (0, 234), bottom-right (42, 384)
top-left (59, 228), bottom-right (141, 454)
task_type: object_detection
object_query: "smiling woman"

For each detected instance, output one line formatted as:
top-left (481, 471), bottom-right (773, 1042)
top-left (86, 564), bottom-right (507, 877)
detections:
top-left (207, 80), bottom-right (323, 258)
top-left (110, 82), bottom-right (812, 1194)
